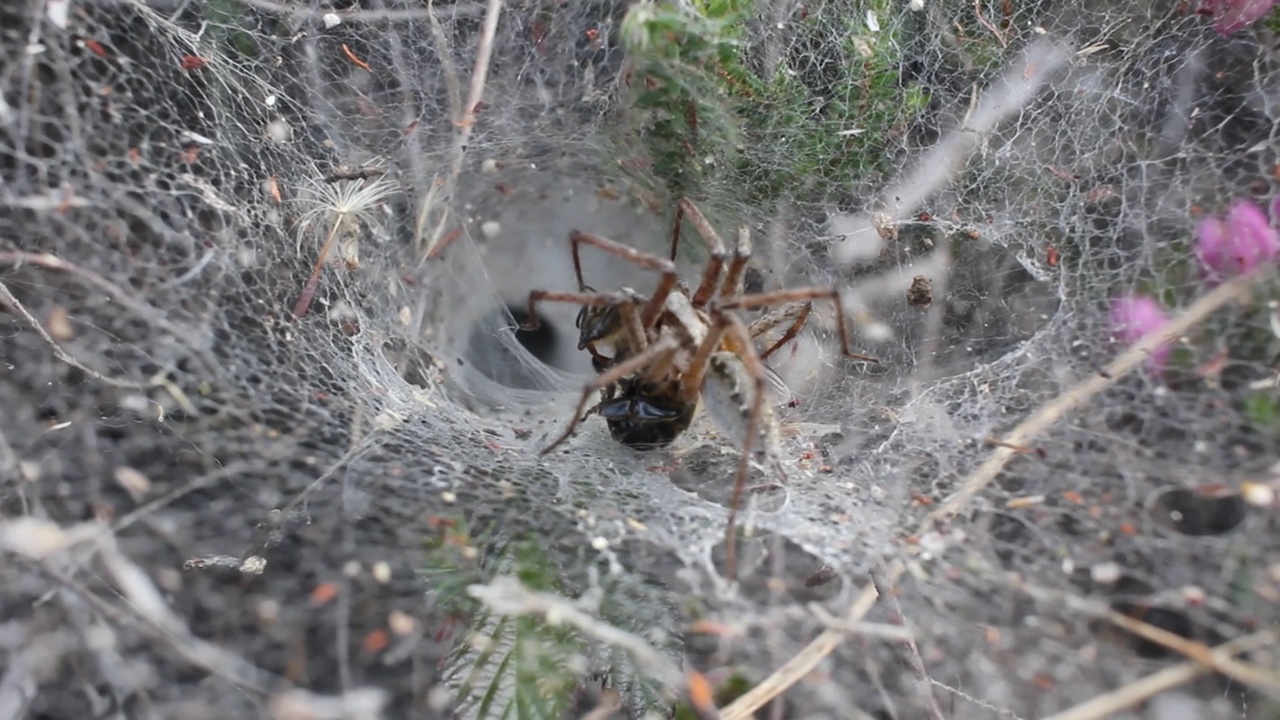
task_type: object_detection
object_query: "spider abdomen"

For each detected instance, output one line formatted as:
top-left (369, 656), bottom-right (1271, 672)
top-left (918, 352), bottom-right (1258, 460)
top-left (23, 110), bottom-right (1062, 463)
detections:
top-left (701, 352), bottom-right (780, 459)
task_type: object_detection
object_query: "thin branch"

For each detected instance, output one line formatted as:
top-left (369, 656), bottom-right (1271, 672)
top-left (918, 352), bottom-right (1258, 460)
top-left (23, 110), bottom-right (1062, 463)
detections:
top-left (232, 0), bottom-right (487, 23)
top-left (444, 0), bottom-right (501, 189)
top-left (1039, 631), bottom-right (1275, 720)
top-left (807, 605), bottom-right (915, 642)
top-left (466, 575), bottom-right (686, 690)
top-left (0, 249), bottom-right (216, 377)
top-left (872, 567), bottom-right (945, 720)
top-left (972, 0), bottom-right (1008, 48)
top-left (720, 563), bottom-right (902, 720)
top-left (924, 265), bottom-right (1274, 530)
top-left (418, 0), bottom-right (500, 257)
top-left (0, 279), bottom-right (157, 392)
top-left (1094, 606), bottom-right (1280, 698)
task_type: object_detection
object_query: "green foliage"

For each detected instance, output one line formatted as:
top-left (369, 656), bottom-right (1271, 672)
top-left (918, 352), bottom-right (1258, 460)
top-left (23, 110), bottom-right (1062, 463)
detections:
top-left (1244, 391), bottom-right (1278, 437)
top-left (428, 523), bottom-right (595, 718)
top-left (617, 0), bottom-right (929, 206)
top-left (672, 672), bottom-right (752, 719)
top-left (204, 0), bottom-right (262, 58)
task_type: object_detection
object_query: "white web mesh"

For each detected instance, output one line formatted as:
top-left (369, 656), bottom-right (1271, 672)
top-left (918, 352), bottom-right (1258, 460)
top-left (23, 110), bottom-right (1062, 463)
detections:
top-left (2, 0), bottom-right (1279, 718)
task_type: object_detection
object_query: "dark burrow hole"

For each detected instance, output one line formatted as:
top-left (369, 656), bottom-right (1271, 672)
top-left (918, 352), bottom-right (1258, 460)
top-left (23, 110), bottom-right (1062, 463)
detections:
top-left (1147, 486), bottom-right (1247, 537)
top-left (508, 305), bottom-right (559, 362)
top-left (464, 303), bottom-right (566, 389)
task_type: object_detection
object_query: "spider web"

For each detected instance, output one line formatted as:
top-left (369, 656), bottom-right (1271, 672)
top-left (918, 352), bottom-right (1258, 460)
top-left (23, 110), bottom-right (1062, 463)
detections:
top-left (2, 0), bottom-right (1279, 718)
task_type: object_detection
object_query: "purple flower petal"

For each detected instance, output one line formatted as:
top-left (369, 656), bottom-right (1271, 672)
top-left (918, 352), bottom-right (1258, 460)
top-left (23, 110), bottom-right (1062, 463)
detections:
top-left (1196, 199), bottom-right (1280, 281)
top-left (1204, 0), bottom-right (1279, 35)
top-left (1109, 294), bottom-right (1173, 372)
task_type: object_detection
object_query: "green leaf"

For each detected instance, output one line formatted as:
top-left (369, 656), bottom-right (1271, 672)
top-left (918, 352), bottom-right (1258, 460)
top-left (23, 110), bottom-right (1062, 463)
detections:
top-left (1244, 392), bottom-right (1278, 436)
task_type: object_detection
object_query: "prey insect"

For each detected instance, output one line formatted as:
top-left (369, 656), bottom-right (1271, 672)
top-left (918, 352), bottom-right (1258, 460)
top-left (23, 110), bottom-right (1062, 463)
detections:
top-left (520, 198), bottom-right (878, 579)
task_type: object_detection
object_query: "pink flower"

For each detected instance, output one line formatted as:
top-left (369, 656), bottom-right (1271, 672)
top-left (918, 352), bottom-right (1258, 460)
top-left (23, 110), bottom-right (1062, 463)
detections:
top-left (1110, 294), bottom-right (1173, 372)
top-left (1199, 0), bottom-right (1279, 35)
top-left (1195, 199), bottom-right (1280, 281)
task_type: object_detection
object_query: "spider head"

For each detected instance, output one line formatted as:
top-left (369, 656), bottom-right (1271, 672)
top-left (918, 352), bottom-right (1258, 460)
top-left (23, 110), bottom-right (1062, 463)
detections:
top-left (574, 286), bottom-right (647, 353)
top-left (575, 302), bottom-right (623, 351)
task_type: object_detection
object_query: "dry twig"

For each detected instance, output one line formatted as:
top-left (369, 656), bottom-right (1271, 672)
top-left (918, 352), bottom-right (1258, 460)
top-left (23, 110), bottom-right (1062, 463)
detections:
top-left (467, 575), bottom-right (686, 690)
top-left (924, 265), bottom-right (1273, 530)
top-left (1096, 607), bottom-right (1280, 698)
top-left (0, 250), bottom-right (211, 366)
top-left (720, 564), bottom-right (902, 720)
top-left (872, 566), bottom-right (945, 720)
top-left (1039, 631), bottom-right (1275, 720)
top-left (0, 279), bottom-right (158, 391)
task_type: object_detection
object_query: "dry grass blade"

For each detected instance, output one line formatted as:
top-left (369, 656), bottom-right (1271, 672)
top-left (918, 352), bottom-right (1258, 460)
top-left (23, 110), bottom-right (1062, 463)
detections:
top-left (1040, 631), bottom-right (1275, 720)
top-left (923, 264), bottom-right (1274, 530)
top-left (1098, 608), bottom-right (1280, 698)
top-left (720, 563), bottom-right (902, 720)
top-left (466, 575), bottom-right (686, 690)
top-left (872, 566), bottom-right (945, 720)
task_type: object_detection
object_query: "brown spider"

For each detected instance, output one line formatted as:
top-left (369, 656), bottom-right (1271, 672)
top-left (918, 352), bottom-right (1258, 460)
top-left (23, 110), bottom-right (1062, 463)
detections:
top-left (520, 198), bottom-right (877, 578)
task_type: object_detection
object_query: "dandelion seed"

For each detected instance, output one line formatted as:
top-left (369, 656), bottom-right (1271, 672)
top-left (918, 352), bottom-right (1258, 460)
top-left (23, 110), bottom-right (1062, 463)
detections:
top-left (1195, 198), bottom-right (1279, 282)
top-left (1109, 294), bottom-right (1173, 373)
top-left (291, 173), bottom-right (398, 319)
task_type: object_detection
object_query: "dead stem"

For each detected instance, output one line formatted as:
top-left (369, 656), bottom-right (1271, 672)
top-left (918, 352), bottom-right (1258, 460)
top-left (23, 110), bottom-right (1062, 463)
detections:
top-left (292, 217), bottom-right (343, 319)
top-left (0, 279), bottom-right (160, 392)
top-left (923, 265), bottom-right (1273, 531)
top-left (0, 249), bottom-right (216, 376)
top-left (1096, 607), bottom-right (1280, 698)
top-left (1039, 631), bottom-right (1275, 720)
top-left (418, 0), bottom-right (501, 257)
top-left (720, 563), bottom-right (901, 720)
top-left (872, 566), bottom-right (945, 720)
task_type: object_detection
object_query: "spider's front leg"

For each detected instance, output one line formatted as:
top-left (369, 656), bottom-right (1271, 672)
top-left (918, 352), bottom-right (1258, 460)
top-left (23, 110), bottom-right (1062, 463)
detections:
top-left (680, 308), bottom-right (788, 581)
top-left (699, 352), bottom-right (787, 492)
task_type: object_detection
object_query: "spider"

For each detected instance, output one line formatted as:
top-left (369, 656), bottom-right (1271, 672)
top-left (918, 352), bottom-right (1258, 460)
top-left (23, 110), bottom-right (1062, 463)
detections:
top-left (520, 198), bottom-right (878, 578)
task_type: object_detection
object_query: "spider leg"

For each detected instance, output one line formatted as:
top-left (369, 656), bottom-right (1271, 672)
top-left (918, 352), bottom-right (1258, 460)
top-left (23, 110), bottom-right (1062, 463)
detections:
top-left (753, 302), bottom-right (813, 362)
top-left (540, 337), bottom-right (680, 455)
top-left (720, 225), bottom-right (752, 301)
top-left (697, 309), bottom-right (777, 582)
top-left (719, 287), bottom-right (879, 364)
top-left (672, 198), bottom-right (727, 308)
top-left (520, 289), bottom-right (630, 332)
top-left (569, 230), bottom-right (678, 332)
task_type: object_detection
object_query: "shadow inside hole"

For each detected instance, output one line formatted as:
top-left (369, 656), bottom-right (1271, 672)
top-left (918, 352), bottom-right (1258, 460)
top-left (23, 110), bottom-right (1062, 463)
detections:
top-left (464, 304), bottom-right (565, 390)
top-left (506, 305), bottom-right (558, 365)
top-left (1147, 486), bottom-right (1247, 536)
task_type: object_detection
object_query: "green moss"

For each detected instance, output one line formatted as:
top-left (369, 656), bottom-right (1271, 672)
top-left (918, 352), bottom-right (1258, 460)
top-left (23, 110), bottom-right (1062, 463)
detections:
top-left (616, 0), bottom-right (930, 206)
top-left (1244, 392), bottom-right (1278, 438)
top-left (672, 671), bottom-right (754, 719)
